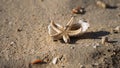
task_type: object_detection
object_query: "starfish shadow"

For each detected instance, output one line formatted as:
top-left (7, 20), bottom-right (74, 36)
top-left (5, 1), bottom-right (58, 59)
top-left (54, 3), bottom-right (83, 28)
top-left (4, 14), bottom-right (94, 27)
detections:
top-left (69, 31), bottom-right (110, 44)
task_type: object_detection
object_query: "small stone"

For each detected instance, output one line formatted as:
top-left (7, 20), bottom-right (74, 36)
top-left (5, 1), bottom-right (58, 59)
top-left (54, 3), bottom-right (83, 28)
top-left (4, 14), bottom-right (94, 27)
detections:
top-left (70, 47), bottom-right (74, 49)
top-left (93, 45), bottom-right (97, 48)
top-left (60, 56), bottom-right (66, 61)
top-left (8, 21), bottom-right (12, 25)
top-left (96, 1), bottom-right (106, 8)
top-left (80, 65), bottom-right (85, 68)
top-left (113, 26), bottom-right (120, 33)
top-left (52, 57), bottom-right (58, 64)
top-left (94, 63), bottom-right (99, 66)
top-left (86, 45), bottom-right (90, 47)
top-left (17, 28), bottom-right (22, 32)
top-left (113, 52), bottom-right (116, 55)
top-left (44, 58), bottom-right (49, 62)
top-left (96, 43), bottom-right (100, 46)
top-left (101, 37), bottom-right (108, 44)
top-left (10, 41), bottom-right (15, 46)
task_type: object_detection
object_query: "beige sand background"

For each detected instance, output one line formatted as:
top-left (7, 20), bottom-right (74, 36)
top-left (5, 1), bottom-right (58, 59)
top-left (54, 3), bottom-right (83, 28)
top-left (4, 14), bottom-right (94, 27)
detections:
top-left (0, 0), bottom-right (120, 68)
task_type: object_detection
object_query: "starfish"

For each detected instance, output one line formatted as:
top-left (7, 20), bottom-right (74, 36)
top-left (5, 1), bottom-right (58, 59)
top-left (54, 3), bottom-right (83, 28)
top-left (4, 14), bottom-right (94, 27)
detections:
top-left (48, 17), bottom-right (90, 43)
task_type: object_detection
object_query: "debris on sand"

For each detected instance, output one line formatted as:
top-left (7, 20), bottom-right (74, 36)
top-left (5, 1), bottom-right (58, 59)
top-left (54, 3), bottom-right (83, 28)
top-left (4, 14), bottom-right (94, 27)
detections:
top-left (70, 46), bottom-right (74, 49)
top-left (31, 57), bottom-right (43, 64)
top-left (72, 7), bottom-right (85, 14)
top-left (101, 36), bottom-right (108, 44)
top-left (96, 1), bottom-right (117, 9)
top-left (113, 26), bottom-right (120, 33)
top-left (93, 43), bottom-right (100, 48)
top-left (80, 65), bottom-right (85, 68)
top-left (17, 28), bottom-right (23, 32)
top-left (52, 57), bottom-right (58, 64)
top-left (93, 45), bottom-right (97, 48)
top-left (31, 59), bottom-right (43, 64)
top-left (10, 41), bottom-right (15, 46)
top-left (96, 1), bottom-right (106, 8)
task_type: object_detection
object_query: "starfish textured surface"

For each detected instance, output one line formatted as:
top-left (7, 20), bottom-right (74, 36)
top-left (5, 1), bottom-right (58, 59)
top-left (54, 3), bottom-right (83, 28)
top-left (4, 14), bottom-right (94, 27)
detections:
top-left (48, 17), bottom-right (90, 43)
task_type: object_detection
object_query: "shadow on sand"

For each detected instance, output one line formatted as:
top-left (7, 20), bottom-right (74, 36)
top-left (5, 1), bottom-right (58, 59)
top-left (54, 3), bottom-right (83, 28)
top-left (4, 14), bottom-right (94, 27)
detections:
top-left (69, 31), bottom-right (110, 44)
top-left (106, 5), bottom-right (118, 9)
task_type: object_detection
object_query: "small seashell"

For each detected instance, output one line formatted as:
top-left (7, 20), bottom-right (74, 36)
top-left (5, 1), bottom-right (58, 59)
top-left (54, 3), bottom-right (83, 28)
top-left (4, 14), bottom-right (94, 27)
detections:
top-left (101, 36), bottom-right (108, 44)
top-left (31, 59), bottom-right (43, 64)
top-left (10, 41), bottom-right (15, 45)
top-left (52, 57), bottom-right (58, 64)
top-left (96, 1), bottom-right (106, 8)
top-left (31, 57), bottom-right (43, 64)
top-left (72, 7), bottom-right (85, 14)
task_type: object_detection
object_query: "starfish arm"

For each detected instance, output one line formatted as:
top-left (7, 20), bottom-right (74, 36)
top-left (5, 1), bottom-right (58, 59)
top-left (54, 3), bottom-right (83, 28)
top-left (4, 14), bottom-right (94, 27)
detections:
top-left (66, 17), bottom-right (74, 27)
top-left (68, 20), bottom-right (90, 36)
top-left (50, 32), bottom-right (63, 40)
top-left (50, 21), bottom-right (63, 33)
top-left (55, 23), bottom-right (64, 30)
top-left (68, 28), bottom-right (82, 36)
top-left (48, 25), bottom-right (53, 35)
top-left (67, 23), bottom-right (81, 30)
top-left (63, 34), bottom-right (70, 43)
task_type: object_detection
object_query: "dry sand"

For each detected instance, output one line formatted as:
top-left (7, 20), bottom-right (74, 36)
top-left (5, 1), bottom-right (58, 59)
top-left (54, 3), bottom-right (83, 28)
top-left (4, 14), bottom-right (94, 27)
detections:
top-left (0, 0), bottom-right (120, 68)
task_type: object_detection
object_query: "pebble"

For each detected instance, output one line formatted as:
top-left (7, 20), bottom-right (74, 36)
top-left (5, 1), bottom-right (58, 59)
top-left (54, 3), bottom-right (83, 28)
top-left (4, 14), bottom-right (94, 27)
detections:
top-left (44, 58), bottom-right (49, 62)
top-left (80, 65), bottom-right (85, 68)
top-left (8, 21), bottom-right (12, 25)
top-left (93, 45), bottom-right (97, 48)
top-left (10, 41), bottom-right (15, 46)
top-left (17, 28), bottom-right (22, 32)
top-left (93, 43), bottom-right (100, 48)
top-left (96, 1), bottom-right (106, 8)
top-left (70, 46), bottom-right (74, 49)
top-left (113, 26), bottom-right (120, 33)
top-left (52, 57), bottom-right (58, 64)
top-left (94, 63), bottom-right (99, 66)
top-left (101, 37), bottom-right (108, 44)
top-left (31, 56), bottom-right (43, 64)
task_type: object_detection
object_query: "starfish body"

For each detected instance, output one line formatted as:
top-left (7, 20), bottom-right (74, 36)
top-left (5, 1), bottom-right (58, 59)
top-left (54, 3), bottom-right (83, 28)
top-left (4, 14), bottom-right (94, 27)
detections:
top-left (48, 17), bottom-right (90, 43)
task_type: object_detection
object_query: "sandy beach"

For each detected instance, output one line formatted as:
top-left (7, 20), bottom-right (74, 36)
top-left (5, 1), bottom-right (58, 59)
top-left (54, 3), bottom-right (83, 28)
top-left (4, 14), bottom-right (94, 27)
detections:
top-left (0, 0), bottom-right (120, 68)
